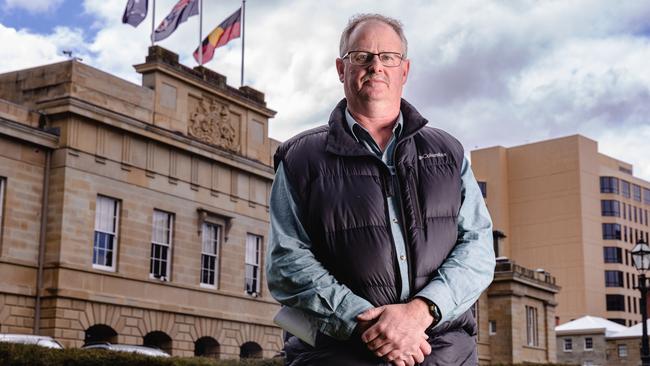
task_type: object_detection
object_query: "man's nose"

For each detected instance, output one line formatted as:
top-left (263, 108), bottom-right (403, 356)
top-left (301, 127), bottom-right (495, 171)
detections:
top-left (367, 55), bottom-right (385, 72)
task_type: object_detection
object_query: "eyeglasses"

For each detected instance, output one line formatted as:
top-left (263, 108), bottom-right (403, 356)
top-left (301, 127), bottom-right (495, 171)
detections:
top-left (342, 51), bottom-right (404, 67)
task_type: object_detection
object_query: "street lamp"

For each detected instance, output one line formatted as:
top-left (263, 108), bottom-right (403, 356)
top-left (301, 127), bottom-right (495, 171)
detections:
top-left (632, 239), bottom-right (650, 366)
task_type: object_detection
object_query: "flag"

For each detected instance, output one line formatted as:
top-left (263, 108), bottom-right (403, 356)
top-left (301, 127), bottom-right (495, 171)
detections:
top-left (152, 0), bottom-right (199, 42)
top-left (122, 0), bottom-right (148, 27)
top-left (193, 7), bottom-right (242, 64)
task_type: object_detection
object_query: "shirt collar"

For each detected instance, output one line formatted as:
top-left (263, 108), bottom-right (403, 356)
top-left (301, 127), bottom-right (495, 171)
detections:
top-left (344, 108), bottom-right (403, 144)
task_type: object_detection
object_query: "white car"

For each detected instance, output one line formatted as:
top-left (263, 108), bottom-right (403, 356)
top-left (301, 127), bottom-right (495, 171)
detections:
top-left (82, 343), bottom-right (170, 357)
top-left (0, 333), bottom-right (63, 349)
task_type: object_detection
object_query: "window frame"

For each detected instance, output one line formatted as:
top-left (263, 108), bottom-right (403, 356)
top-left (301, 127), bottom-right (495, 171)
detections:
top-left (621, 180), bottom-right (631, 198)
top-left (605, 270), bottom-right (624, 287)
top-left (600, 176), bottom-right (619, 194)
top-left (525, 305), bottom-right (539, 347)
top-left (488, 320), bottom-right (496, 335)
top-left (150, 209), bottom-right (174, 281)
top-left (200, 221), bottom-right (222, 288)
top-left (245, 233), bottom-right (262, 296)
top-left (618, 344), bottom-right (627, 358)
top-left (603, 247), bottom-right (622, 263)
top-left (601, 200), bottom-right (621, 217)
top-left (92, 195), bottom-right (120, 272)
top-left (602, 223), bottom-right (622, 240)
top-left (563, 338), bottom-right (572, 352)
top-left (584, 337), bottom-right (593, 351)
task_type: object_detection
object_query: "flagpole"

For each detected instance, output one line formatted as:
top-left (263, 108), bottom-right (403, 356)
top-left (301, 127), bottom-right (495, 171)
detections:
top-left (151, 0), bottom-right (156, 45)
top-left (240, 0), bottom-right (246, 86)
top-left (199, 0), bottom-right (203, 65)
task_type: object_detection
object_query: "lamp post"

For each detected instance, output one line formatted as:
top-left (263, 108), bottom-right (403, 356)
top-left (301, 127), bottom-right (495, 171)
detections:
top-left (632, 239), bottom-right (650, 366)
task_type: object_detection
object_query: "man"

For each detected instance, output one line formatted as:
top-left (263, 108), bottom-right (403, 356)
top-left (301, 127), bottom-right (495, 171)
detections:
top-left (267, 13), bottom-right (495, 366)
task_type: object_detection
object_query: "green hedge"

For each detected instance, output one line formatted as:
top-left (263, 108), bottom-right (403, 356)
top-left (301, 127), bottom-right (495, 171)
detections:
top-left (0, 343), bottom-right (284, 366)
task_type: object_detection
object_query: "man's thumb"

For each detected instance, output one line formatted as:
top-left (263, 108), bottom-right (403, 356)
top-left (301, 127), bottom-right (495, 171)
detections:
top-left (356, 306), bottom-right (384, 321)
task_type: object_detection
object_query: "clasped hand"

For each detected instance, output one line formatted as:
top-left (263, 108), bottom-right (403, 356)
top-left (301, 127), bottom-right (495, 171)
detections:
top-left (357, 299), bottom-right (434, 366)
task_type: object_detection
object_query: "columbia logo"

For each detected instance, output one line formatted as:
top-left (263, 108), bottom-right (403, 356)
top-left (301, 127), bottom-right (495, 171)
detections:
top-left (418, 152), bottom-right (447, 160)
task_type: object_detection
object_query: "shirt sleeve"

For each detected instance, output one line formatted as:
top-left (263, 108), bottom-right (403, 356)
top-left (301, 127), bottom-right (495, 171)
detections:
top-left (414, 157), bottom-right (495, 327)
top-left (266, 162), bottom-right (374, 340)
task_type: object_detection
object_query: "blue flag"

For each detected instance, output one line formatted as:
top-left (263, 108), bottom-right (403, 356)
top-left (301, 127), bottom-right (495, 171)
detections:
top-left (122, 0), bottom-right (148, 28)
top-left (152, 0), bottom-right (199, 42)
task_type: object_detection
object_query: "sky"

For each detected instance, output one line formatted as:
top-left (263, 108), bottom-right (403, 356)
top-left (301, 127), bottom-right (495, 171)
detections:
top-left (1, 0), bottom-right (649, 181)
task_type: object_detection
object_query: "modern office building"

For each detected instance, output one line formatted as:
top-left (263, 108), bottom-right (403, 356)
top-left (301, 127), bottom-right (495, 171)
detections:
top-left (0, 46), bottom-right (283, 358)
top-left (471, 135), bottom-right (650, 326)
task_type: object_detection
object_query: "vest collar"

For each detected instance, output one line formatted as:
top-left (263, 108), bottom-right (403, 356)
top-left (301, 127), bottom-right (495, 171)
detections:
top-left (325, 98), bottom-right (429, 157)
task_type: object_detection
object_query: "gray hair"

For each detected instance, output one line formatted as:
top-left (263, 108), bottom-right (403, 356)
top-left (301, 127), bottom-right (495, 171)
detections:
top-left (339, 14), bottom-right (408, 57)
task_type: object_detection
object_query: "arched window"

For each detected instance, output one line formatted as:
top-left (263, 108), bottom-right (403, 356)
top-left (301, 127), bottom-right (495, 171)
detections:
top-left (84, 324), bottom-right (117, 345)
top-left (240, 341), bottom-right (262, 359)
top-left (143, 331), bottom-right (172, 355)
top-left (194, 336), bottom-right (220, 358)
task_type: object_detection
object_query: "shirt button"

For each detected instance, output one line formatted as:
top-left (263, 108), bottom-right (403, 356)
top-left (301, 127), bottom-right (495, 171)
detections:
top-left (400, 255), bottom-right (406, 260)
top-left (392, 218), bottom-right (398, 223)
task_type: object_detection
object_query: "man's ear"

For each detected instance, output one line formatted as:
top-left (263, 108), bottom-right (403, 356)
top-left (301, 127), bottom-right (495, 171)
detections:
top-left (335, 58), bottom-right (345, 82)
top-left (401, 58), bottom-right (410, 85)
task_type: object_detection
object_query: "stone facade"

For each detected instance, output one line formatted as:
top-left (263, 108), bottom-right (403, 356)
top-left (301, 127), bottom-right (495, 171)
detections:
top-left (0, 46), bottom-right (283, 358)
top-left (480, 258), bottom-right (559, 365)
top-left (557, 333), bottom-right (607, 366)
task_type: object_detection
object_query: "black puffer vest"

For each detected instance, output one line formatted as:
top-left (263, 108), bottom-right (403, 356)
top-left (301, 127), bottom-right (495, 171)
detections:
top-left (274, 99), bottom-right (465, 306)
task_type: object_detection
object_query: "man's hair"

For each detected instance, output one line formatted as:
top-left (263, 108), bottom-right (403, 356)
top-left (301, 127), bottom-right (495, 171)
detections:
top-left (339, 14), bottom-right (408, 58)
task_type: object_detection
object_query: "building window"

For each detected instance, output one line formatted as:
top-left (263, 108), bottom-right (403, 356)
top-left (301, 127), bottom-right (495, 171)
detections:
top-left (609, 318), bottom-right (626, 326)
top-left (603, 247), bottom-right (622, 263)
top-left (627, 272), bottom-right (630, 288)
top-left (633, 184), bottom-right (642, 202)
top-left (600, 176), bottom-right (619, 194)
top-left (245, 234), bottom-right (262, 296)
top-left (601, 200), bottom-right (621, 217)
top-left (93, 196), bottom-right (120, 271)
top-left (488, 320), bottom-right (496, 335)
top-left (621, 180), bottom-right (631, 198)
top-left (150, 210), bottom-right (173, 280)
top-left (635, 297), bottom-right (638, 314)
top-left (605, 271), bottom-right (624, 287)
top-left (200, 222), bottom-right (221, 287)
top-left (477, 181), bottom-right (487, 198)
top-left (606, 295), bottom-right (625, 311)
top-left (618, 344), bottom-right (627, 358)
top-left (602, 223), bottom-right (621, 240)
top-left (563, 338), bottom-right (572, 352)
top-left (623, 203), bottom-right (627, 219)
top-left (526, 306), bottom-right (538, 347)
top-left (644, 188), bottom-right (650, 205)
top-left (635, 207), bottom-right (638, 223)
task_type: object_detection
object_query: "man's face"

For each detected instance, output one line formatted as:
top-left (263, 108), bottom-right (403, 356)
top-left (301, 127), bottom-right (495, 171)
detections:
top-left (336, 20), bottom-right (410, 108)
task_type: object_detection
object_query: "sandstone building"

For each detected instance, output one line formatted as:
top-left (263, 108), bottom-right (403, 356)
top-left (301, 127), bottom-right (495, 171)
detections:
top-left (471, 135), bottom-right (650, 326)
top-left (0, 46), bottom-right (283, 358)
top-left (476, 258), bottom-right (559, 365)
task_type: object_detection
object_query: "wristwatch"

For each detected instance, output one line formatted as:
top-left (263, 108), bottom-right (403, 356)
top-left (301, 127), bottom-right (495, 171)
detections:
top-left (418, 297), bottom-right (442, 328)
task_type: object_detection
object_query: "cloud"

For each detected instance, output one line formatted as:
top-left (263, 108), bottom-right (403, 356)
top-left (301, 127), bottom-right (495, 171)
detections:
top-left (0, 0), bottom-right (648, 181)
top-left (2, 0), bottom-right (63, 13)
top-left (0, 24), bottom-right (90, 72)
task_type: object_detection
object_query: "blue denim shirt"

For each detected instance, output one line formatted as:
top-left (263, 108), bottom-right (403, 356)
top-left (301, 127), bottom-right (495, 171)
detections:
top-left (266, 114), bottom-right (495, 341)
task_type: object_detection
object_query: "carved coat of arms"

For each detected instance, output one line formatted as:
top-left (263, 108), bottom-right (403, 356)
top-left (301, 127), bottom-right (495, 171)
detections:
top-left (189, 98), bottom-right (240, 152)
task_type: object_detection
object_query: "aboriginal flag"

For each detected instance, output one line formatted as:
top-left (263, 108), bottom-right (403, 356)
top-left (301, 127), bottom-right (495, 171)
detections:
top-left (152, 0), bottom-right (199, 42)
top-left (193, 7), bottom-right (242, 64)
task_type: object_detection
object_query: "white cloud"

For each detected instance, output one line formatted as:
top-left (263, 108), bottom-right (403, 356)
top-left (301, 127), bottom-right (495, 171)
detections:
top-left (0, 0), bottom-right (648, 181)
top-left (2, 0), bottom-right (63, 13)
top-left (0, 24), bottom-right (91, 72)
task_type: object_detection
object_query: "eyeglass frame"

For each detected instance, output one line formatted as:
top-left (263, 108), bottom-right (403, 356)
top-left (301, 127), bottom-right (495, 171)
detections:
top-left (341, 50), bottom-right (405, 67)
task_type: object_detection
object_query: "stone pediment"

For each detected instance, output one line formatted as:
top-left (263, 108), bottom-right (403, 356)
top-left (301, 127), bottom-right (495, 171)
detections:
top-left (188, 97), bottom-right (240, 153)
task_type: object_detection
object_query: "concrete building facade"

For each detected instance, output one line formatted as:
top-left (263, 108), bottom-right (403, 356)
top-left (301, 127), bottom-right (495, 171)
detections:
top-left (0, 46), bottom-right (283, 358)
top-left (471, 135), bottom-right (650, 326)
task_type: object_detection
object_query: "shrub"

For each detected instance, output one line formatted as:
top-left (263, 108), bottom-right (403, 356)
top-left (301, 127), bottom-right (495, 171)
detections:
top-left (0, 343), bottom-right (284, 366)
